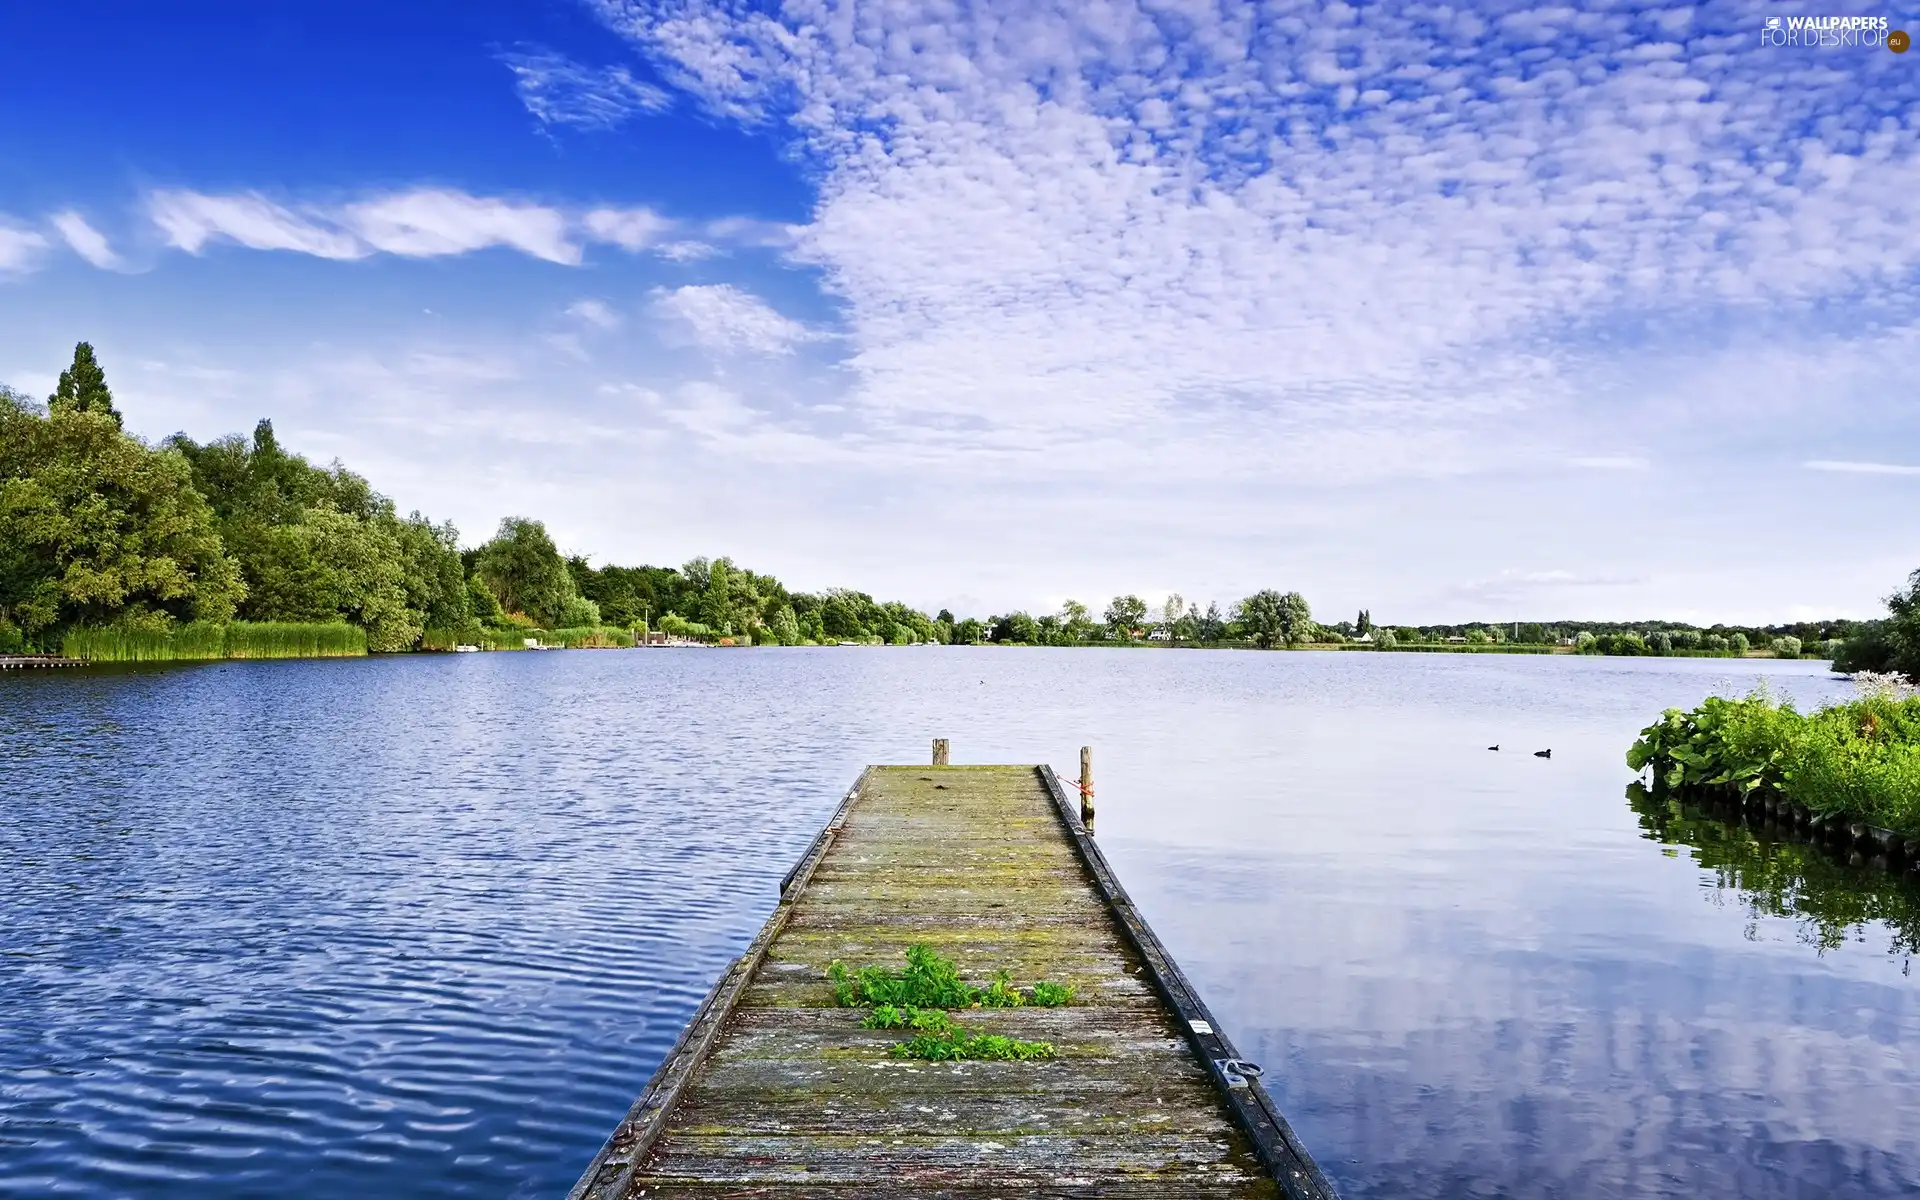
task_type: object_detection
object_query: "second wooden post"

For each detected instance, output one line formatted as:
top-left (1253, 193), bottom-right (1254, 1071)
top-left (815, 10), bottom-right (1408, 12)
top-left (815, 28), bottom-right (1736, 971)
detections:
top-left (1079, 745), bottom-right (1094, 832)
top-left (932, 738), bottom-right (950, 766)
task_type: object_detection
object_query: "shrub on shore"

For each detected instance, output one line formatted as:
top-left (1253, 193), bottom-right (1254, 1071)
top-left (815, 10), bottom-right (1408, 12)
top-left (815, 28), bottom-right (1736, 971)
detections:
top-left (1628, 680), bottom-right (1920, 837)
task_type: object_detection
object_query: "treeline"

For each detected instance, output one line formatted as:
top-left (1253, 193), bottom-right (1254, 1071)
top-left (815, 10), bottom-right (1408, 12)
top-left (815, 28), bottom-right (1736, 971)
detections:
top-left (2, 341), bottom-right (1904, 667)
top-left (0, 343), bottom-right (951, 654)
top-left (1831, 570), bottom-right (1920, 680)
top-left (966, 596), bottom-right (1835, 658)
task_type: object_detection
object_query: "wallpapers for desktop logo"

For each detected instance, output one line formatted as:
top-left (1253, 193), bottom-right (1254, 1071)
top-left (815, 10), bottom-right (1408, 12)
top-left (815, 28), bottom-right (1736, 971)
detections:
top-left (1760, 14), bottom-right (1908, 50)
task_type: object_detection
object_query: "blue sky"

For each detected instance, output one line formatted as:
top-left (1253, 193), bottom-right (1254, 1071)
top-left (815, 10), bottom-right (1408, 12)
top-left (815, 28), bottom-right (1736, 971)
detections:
top-left (2, 1), bottom-right (1916, 624)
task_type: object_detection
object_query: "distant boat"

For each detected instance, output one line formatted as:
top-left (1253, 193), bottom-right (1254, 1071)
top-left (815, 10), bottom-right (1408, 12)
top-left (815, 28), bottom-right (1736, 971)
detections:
top-left (454, 645), bottom-right (480, 653)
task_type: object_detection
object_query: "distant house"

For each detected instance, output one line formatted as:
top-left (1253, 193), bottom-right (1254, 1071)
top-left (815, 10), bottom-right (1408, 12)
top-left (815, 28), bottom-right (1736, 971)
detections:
top-left (1445, 635), bottom-right (1467, 643)
top-left (1147, 628), bottom-right (1172, 641)
top-left (1351, 632), bottom-right (1372, 643)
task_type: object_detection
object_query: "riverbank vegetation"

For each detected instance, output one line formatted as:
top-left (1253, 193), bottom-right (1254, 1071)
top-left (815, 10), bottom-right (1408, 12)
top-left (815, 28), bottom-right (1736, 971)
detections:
top-left (62, 621), bottom-right (366, 662)
top-left (1628, 676), bottom-right (1920, 839)
top-left (0, 340), bottom-right (1874, 662)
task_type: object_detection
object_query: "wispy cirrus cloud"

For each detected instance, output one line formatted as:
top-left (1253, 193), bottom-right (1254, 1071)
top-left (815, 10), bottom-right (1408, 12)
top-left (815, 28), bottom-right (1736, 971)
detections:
top-left (150, 190), bottom-right (364, 259)
top-left (565, 299), bottom-right (621, 330)
top-left (650, 283), bottom-right (816, 356)
top-left (1805, 460), bottom-right (1920, 476)
top-left (151, 188), bottom-right (578, 263)
top-left (50, 212), bottom-right (123, 270)
top-left (1569, 457), bottom-right (1651, 471)
top-left (344, 190), bottom-right (578, 264)
top-left (142, 190), bottom-right (748, 267)
top-left (497, 47), bottom-right (670, 132)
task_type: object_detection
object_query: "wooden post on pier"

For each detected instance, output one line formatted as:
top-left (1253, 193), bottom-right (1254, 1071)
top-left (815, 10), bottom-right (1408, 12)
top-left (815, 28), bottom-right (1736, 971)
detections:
top-left (932, 737), bottom-right (949, 766)
top-left (1079, 745), bottom-right (1094, 832)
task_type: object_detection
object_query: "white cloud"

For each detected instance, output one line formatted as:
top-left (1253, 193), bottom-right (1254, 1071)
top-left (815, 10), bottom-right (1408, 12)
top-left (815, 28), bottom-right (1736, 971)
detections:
top-left (582, 206), bottom-right (672, 252)
top-left (656, 240), bottom-right (717, 262)
top-left (565, 299), bottom-right (621, 330)
top-left (139, 191), bottom-right (770, 267)
top-left (498, 47), bottom-right (670, 131)
top-left (147, 188), bottom-right (581, 264)
top-left (1569, 456), bottom-right (1650, 471)
top-left (1805, 460), bottom-right (1920, 476)
top-left (50, 212), bottom-right (122, 269)
top-left (585, 0), bottom-right (1920, 484)
top-left (148, 190), bottom-right (364, 259)
top-left (0, 222), bottom-right (48, 276)
top-left (342, 189), bottom-right (579, 264)
top-left (650, 283), bottom-right (814, 355)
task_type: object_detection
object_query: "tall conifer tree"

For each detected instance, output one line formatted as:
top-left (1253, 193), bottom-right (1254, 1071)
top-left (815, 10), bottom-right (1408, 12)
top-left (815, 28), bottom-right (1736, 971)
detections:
top-left (48, 342), bottom-right (122, 427)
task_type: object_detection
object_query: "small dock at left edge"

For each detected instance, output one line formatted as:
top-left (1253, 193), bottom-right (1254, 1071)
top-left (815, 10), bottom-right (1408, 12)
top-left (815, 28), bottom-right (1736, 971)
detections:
top-left (0, 656), bottom-right (85, 670)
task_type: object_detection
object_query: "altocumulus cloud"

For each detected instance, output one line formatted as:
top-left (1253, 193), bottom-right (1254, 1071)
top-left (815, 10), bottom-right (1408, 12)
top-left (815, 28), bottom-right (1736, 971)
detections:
top-left (584, 0), bottom-right (1920, 481)
top-left (650, 284), bottom-right (816, 356)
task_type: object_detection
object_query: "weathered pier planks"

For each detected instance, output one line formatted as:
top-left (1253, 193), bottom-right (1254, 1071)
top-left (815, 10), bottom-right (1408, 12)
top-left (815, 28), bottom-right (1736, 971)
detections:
top-left (572, 759), bottom-right (1338, 1199)
top-left (0, 656), bottom-right (83, 669)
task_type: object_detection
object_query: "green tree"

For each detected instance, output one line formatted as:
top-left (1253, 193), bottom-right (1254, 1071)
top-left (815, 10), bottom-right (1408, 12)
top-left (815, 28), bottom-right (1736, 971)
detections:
top-left (47, 342), bottom-right (122, 428)
top-left (475, 517), bottom-right (576, 625)
top-left (467, 571), bottom-right (503, 624)
top-left (821, 590), bottom-right (866, 640)
top-left (681, 556), bottom-right (712, 591)
top-left (954, 617), bottom-right (984, 644)
top-left (1885, 570), bottom-right (1920, 680)
top-left (1161, 593), bottom-right (1185, 631)
top-left (1104, 594), bottom-right (1148, 637)
top-left (1171, 603), bottom-right (1200, 642)
top-left (1199, 602), bottom-right (1226, 642)
top-left (559, 595), bottom-right (601, 627)
top-left (0, 388), bottom-right (242, 637)
top-left (769, 604), bottom-right (801, 645)
top-left (395, 514), bottom-right (470, 633)
top-left (702, 558), bottom-right (733, 632)
top-left (1729, 632), bottom-right (1750, 656)
top-left (1236, 589), bottom-right (1314, 648)
top-left (993, 612), bottom-right (1039, 643)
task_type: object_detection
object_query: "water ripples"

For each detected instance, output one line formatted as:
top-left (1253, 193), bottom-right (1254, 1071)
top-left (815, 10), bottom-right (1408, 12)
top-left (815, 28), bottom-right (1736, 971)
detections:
top-left (3, 649), bottom-right (1914, 1197)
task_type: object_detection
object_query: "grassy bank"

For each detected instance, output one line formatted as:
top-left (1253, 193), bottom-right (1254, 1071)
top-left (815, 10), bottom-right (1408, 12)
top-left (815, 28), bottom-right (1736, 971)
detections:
top-left (63, 621), bottom-right (366, 662)
top-left (1628, 678), bottom-right (1920, 838)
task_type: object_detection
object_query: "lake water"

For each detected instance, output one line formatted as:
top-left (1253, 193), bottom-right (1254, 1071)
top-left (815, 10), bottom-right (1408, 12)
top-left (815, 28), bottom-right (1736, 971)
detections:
top-left (3, 649), bottom-right (1916, 1198)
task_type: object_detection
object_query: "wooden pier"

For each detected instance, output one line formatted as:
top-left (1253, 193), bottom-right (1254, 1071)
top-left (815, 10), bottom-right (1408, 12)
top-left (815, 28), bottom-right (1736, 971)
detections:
top-left (572, 751), bottom-right (1338, 1198)
top-left (0, 656), bottom-right (84, 670)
